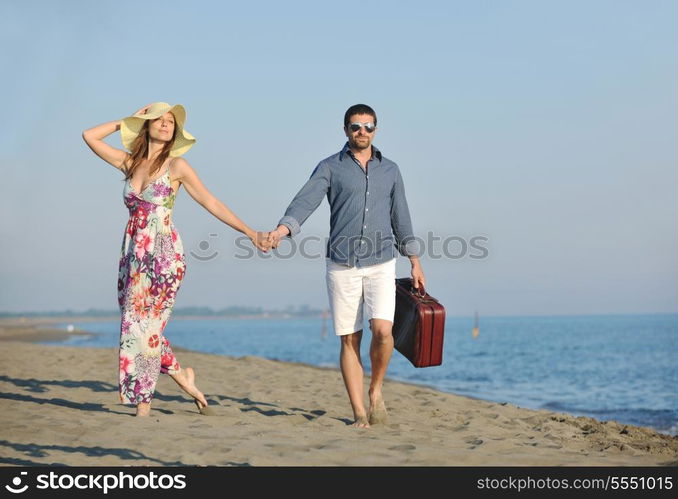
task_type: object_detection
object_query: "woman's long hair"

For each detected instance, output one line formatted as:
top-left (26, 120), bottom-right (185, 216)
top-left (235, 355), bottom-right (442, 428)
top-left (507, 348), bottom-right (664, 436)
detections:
top-left (123, 115), bottom-right (177, 181)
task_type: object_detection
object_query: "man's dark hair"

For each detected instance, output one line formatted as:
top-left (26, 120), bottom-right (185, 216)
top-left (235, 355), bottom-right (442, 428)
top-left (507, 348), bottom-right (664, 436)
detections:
top-left (344, 104), bottom-right (377, 128)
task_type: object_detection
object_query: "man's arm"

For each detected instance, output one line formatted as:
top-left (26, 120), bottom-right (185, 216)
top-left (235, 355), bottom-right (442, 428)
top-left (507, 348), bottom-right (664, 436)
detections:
top-left (270, 161), bottom-right (331, 245)
top-left (391, 167), bottom-right (425, 288)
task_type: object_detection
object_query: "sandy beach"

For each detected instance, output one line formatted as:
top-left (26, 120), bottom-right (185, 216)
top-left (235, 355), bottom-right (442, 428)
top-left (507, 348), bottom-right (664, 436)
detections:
top-left (0, 318), bottom-right (676, 467)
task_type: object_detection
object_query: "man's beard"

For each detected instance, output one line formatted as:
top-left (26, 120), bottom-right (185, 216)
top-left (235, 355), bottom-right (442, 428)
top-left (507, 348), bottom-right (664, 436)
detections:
top-left (350, 137), bottom-right (371, 151)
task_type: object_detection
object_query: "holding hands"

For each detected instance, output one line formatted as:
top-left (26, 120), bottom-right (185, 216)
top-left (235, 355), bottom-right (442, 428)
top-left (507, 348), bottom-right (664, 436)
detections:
top-left (246, 225), bottom-right (288, 253)
top-left (267, 225), bottom-right (289, 249)
top-left (249, 231), bottom-right (273, 252)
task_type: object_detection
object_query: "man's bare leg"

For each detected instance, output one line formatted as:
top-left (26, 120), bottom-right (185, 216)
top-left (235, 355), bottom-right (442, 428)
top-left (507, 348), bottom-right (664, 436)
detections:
top-left (368, 318), bottom-right (393, 425)
top-left (340, 331), bottom-right (369, 428)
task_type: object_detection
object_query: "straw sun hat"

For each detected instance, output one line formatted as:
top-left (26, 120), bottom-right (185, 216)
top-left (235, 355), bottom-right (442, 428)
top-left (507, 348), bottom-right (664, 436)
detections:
top-left (120, 102), bottom-right (196, 157)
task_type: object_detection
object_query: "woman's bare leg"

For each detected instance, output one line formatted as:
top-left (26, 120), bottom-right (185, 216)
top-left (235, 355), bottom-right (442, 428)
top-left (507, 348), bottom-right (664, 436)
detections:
top-left (136, 402), bottom-right (151, 417)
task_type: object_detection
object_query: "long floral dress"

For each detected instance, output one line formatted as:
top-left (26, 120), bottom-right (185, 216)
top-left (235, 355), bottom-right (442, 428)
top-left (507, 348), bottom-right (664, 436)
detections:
top-left (117, 165), bottom-right (186, 405)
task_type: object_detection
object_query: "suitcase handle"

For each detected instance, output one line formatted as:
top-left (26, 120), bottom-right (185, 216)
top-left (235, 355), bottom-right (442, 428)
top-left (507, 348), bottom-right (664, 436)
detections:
top-left (410, 284), bottom-right (440, 303)
top-left (397, 278), bottom-right (438, 302)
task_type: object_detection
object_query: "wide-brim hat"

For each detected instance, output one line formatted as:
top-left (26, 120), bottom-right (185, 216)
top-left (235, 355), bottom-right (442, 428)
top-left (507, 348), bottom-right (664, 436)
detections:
top-left (120, 102), bottom-right (196, 157)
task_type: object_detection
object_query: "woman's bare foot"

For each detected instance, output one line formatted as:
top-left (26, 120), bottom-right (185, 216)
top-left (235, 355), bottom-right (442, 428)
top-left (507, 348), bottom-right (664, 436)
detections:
top-left (136, 402), bottom-right (151, 417)
top-left (180, 367), bottom-right (213, 415)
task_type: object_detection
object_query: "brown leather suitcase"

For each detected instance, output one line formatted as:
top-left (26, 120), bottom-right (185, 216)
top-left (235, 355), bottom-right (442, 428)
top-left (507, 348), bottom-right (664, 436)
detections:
top-left (392, 278), bottom-right (446, 367)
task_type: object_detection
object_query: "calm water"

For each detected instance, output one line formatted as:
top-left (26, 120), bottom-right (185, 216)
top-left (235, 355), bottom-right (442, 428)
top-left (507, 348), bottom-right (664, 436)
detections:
top-left (47, 314), bottom-right (678, 436)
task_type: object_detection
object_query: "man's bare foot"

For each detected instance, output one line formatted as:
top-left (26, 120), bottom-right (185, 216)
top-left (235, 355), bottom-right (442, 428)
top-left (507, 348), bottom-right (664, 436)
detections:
top-left (352, 415), bottom-right (370, 428)
top-left (368, 390), bottom-right (388, 425)
top-left (184, 367), bottom-right (214, 415)
top-left (136, 402), bottom-right (151, 417)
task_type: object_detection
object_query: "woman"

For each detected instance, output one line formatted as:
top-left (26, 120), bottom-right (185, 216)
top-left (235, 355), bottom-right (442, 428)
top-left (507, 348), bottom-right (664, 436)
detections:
top-left (82, 102), bottom-right (270, 417)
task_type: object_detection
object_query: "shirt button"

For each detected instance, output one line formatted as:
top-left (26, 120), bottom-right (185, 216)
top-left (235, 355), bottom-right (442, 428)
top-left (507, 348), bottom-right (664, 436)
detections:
top-left (366, 191), bottom-right (370, 195)
top-left (363, 225), bottom-right (367, 229)
top-left (365, 208), bottom-right (368, 211)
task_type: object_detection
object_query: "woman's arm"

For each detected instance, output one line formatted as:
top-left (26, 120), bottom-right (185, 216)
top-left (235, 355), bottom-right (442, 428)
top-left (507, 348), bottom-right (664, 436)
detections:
top-left (173, 158), bottom-right (270, 251)
top-left (81, 104), bottom-right (152, 171)
top-left (82, 120), bottom-right (128, 170)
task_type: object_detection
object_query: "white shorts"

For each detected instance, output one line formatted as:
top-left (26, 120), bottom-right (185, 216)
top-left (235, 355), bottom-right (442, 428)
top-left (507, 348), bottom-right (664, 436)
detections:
top-left (325, 258), bottom-right (396, 336)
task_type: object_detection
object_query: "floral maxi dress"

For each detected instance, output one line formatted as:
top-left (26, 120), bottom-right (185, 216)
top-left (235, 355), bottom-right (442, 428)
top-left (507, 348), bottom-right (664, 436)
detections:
top-left (117, 166), bottom-right (186, 404)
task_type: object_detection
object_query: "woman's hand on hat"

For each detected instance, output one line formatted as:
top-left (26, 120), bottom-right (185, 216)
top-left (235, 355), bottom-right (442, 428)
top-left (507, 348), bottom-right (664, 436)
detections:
top-left (133, 103), bottom-right (154, 116)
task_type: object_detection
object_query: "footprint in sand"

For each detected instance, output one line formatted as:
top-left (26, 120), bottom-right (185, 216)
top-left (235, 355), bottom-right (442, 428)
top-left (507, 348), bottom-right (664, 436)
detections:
top-left (388, 444), bottom-right (416, 451)
top-left (311, 440), bottom-right (342, 450)
top-left (464, 437), bottom-right (484, 447)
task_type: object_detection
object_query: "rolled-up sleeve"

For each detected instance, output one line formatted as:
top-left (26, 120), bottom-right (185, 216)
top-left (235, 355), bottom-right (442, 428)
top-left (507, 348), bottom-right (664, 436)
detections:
top-left (278, 161), bottom-right (331, 237)
top-left (390, 167), bottom-right (418, 257)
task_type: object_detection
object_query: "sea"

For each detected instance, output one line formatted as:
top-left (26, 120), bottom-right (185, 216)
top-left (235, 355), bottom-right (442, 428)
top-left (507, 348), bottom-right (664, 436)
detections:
top-left (45, 313), bottom-right (678, 436)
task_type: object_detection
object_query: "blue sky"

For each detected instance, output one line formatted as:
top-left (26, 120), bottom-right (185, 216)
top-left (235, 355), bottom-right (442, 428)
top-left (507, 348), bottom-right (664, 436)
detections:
top-left (1, 0), bottom-right (677, 315)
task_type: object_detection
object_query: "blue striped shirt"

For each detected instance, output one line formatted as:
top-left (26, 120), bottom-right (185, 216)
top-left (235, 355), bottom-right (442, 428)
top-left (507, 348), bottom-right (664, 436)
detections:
top-left (278, 143), bottom-right (418, 268)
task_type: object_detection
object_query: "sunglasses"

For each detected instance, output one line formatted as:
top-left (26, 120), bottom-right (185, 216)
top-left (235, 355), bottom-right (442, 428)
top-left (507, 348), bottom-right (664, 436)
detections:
top-left (348, 122), bottom-right (376, 133)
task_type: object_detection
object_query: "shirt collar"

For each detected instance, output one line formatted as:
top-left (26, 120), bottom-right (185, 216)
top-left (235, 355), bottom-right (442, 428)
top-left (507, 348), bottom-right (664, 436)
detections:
top-left (340, 142), bottom-right (382, 162)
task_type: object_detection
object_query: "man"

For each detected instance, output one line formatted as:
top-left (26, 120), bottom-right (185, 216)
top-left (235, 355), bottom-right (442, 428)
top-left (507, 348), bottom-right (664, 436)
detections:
top-left (269, 104), bottom-right (424, 428)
